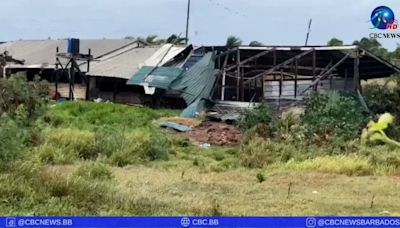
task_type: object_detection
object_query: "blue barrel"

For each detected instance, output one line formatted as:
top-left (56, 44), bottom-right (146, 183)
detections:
top-left (67, 38), bottom-right (80, 55)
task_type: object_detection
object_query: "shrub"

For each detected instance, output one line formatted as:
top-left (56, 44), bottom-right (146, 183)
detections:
top-left (363, 82), bottom-right (400, 140)
top-left (0, 117), bottom-right (25, 169)
top-left (301, 91), bottom-right (367, 143)
top-left (239, 136), bottom-right (273, 168)
top-left (238, 103), bottom-right (276, 133)
top-left (44, 128), bottom-right (97, 160)
top-left (256, 172), bottom-right (266, 183)
top-left (73, 162), bottom-right (113, 181)
top-left (107, 128), bottom-right (169, 167)
top-left (0, 73), bottom-right (49, 123)
top-left (0, 74), bottom-right (49, 169)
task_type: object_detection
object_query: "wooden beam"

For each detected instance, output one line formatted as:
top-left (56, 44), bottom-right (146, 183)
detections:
top-left (354, 49), bottom-right (360, 90)
top-left (361, 48), bottom-right (400, 74)
top-left (312, 49), bottom-right (316, 80)
top-left (224, 49), bottom-right (274, 71)
top-left (301, 53), bottom-right (351, 94)
top-left (295, 59), bottom-right (298, 98)
top-left (236, 49), bottom-right (240, 101)
top-left (221, 55), bottom-right (228, 100)
top-left (241, 64), bottom-right (326, 71)
top-left (244, 49), bottom-right (314, 84)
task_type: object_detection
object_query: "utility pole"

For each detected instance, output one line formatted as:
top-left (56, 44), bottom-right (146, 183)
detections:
top-left (305, 18), bottom-right (312, 46)
top-left (185, 0), bottom-right (191, 44)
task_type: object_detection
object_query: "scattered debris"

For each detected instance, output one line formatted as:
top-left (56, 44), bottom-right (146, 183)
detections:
top-left (159, 121), bottom-right (192, 132)
top-left (158, 117), bottom-right (201, 128)
top-left (199, 143), bottom-right (211, 149)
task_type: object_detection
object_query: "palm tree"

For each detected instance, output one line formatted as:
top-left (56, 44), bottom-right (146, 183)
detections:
top-left (249, 41), bottom-right (264, 47)
top-left (226, 36), bottom-right (242, 47)
top-left (166, 34), bottom-right (187, 45)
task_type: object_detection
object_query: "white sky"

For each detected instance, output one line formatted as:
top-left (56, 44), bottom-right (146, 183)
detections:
top-left (0, 0), bottom-right (399, 50)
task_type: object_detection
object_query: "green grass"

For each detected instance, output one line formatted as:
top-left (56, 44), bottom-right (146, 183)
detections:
top-left (2, 101), bottom-right (400, 215)
top-left (45, 102), bottom-right (179, 130)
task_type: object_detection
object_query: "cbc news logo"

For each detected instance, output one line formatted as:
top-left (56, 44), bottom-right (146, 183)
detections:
top-left (180, 217), bottom-right (191, 227)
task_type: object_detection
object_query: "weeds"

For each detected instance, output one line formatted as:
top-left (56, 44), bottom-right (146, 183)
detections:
top-left (73, 162), bottom-right (113, 181)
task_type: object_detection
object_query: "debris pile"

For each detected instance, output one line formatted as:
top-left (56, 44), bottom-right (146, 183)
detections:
top-left (189, 121), bottom-right (241, 146)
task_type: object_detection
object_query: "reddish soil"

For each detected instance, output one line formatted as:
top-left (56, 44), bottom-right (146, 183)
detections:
top-left (187, 121), bottom-right (241, 146)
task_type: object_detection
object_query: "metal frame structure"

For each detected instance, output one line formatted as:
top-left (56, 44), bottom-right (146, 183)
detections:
top-left (211, 45), bottom-right (400, 103)
top-left (55, 48), bottom-right (93, 100)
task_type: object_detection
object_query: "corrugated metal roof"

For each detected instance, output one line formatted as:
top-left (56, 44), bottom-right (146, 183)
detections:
top-left (88, 44), bottom-right (189, 79)
top-left (127, 66), bottom-right (184, 89)
top-left (171, 52), bottom-right (216, 104)
top-left (0, 39), bottom-right (136, 68)
top-left (143, 44), bottom-right (187, 66)
top-left (87, 45), bottom-right (160, 79)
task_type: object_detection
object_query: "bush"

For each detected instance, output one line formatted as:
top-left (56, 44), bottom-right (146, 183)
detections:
top-left (301, 91), bottom-right (367, 143)
top-left (0, 73), bottom-right (49, 123)
top-left (238, 103), bottom-right (276, 133)
top-left (0, 118), bottom-right (25, 169)
top-left (0, 74), bottom-right (49, 169)
top-left (106, 128), bottom-right (170, 167)
top-left (363, 82), bottom-right (400, 140)
top-left (73, 162), bottom-right (113, 181)
top-left (239, 136), bottom-right (273, 168)
top-left (44, 128), bottom-right (97, 160)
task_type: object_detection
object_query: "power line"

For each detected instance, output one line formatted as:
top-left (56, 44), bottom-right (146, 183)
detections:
top-left (207, 0), bottom-right (247, 18)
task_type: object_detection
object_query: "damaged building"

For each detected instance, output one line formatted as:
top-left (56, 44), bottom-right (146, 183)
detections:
top-left (1, 39), bottom-right (399, 114)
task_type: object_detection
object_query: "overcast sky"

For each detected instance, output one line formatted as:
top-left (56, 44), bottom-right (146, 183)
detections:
top-left (0, 0), bottom-right (399, 50)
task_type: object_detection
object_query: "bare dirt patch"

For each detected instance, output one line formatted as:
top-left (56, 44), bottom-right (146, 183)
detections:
top-left (187, 121), bottom-right (241, 146)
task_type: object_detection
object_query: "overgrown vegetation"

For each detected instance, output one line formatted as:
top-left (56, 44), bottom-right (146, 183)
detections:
top-left (1, 73), bottom-right (400, 215)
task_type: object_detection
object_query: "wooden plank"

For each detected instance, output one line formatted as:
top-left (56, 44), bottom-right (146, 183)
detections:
top-left (224, 49), bottom-right (274, 71)
top-left (221, 55), bottom-right (228, 100)
top-left (236, 49), bottom-right (240, 101)
top-left (245, 49), bottom-right (314, 84)
top-left (354, 49), bottom-right (360, 90)
top-left (301, 53), bottom-right (350, 94)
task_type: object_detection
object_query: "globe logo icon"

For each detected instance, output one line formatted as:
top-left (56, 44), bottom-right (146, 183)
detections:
top-left (370, 6), bottom-right (396, 29)
top-left (180, 217), bottom-right (191, 227)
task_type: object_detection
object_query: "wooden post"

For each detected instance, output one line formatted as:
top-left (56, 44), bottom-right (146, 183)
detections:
top-left (279, 69), bottom-right (283, 97)
top-left (273, 49), bottom-right (277, 81)
top-left (221, 69), bottom-right (226, 100)
top-left (221, 55), bottom-right (228, 101)
top-left (294, 58), bottom-right (298, 98)
top-left (241, 67), bottom-right (245, 101)
top-left (113, 79), bottom-right (117, 102)
top-left (344, 68), bottom-right (348, 90)
top-left (236, 49), bottom-right (240, 101)
top-left (55, 47), bottom-right (59, 96)
top-left (353, 49), bottom-right (360, 90)
top-left (312, 49), bottom-right (316, 80)
top-left (69, 58), bottom-right (75, 100)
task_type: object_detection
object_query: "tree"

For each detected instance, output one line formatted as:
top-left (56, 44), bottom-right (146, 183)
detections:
top-left (249, 41), bottom-right (264, 47)
top-left (327, 38), bottom-right (344, 46)
top-left (226, 36), bottom-right (242, 47)
top-left (166, 34), bottom-right (187, 45)
top-left (353, 37), bottom-right (390, 60)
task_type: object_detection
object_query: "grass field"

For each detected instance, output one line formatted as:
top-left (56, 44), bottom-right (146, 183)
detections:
top-left (2, 101), bottom-right (400, 216)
